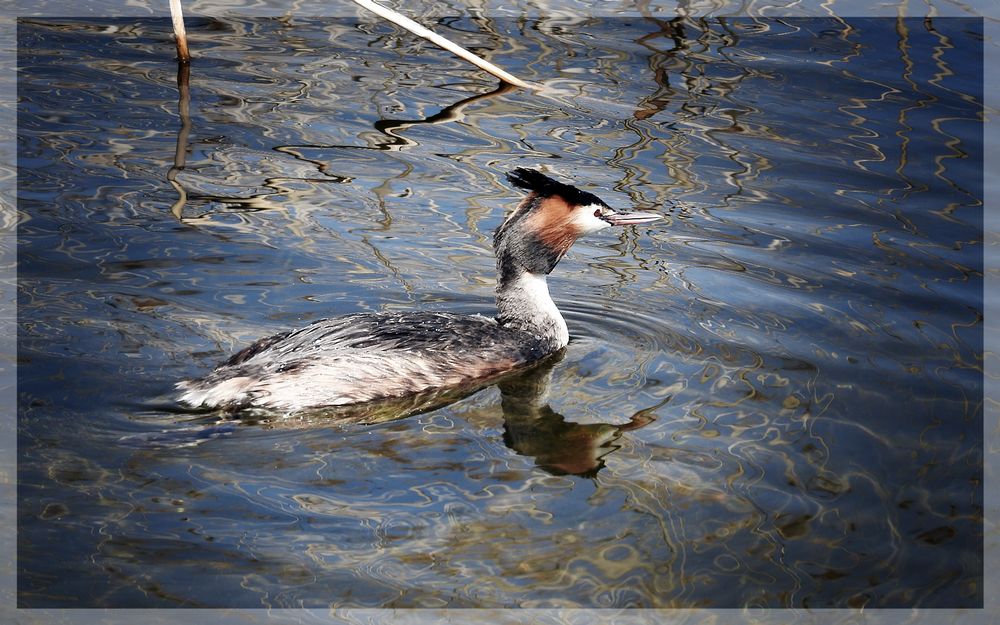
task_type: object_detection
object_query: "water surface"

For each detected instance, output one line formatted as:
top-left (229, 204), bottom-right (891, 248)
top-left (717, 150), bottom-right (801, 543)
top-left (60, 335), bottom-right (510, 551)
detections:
top-left (17, 16), bottom-right (983, 608)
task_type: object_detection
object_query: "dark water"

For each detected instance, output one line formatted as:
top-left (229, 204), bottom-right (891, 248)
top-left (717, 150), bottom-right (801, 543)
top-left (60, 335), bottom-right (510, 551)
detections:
top-left (17, 16), bottom-right (983, 609)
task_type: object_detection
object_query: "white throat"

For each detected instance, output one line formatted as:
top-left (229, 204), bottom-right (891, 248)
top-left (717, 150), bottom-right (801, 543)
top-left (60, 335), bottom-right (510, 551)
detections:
top-left (496, 272), bottom-right (569, 349)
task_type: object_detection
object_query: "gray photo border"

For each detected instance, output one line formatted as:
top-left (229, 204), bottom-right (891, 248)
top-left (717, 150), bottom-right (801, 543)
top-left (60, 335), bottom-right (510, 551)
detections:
top-left (1, 1), bottom-right (995, 624)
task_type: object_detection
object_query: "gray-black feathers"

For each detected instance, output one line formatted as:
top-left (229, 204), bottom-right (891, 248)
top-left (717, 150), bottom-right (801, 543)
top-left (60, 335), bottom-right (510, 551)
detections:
top-left (506, 168), bottom-right (610, 209)
top-left (177, 312), bottom-right (553, 411)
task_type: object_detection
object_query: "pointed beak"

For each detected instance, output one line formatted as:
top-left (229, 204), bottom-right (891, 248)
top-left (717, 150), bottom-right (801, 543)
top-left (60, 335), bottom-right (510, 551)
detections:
top-left (602, 210), bottom-right (661, 226)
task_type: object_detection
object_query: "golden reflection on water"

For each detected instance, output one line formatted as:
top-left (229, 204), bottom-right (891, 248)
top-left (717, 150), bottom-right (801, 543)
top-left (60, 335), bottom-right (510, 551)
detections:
top-left (16, 14), bottom-right (983, 609)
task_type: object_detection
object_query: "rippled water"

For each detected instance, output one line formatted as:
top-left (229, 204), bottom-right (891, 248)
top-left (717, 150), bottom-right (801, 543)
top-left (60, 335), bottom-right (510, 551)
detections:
top-left (17, 16), bottom-right (983, 608)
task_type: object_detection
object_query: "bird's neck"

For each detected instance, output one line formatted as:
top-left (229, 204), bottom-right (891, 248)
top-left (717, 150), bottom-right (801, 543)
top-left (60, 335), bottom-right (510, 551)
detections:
top-left (495, 268), bottom-right (569, 350)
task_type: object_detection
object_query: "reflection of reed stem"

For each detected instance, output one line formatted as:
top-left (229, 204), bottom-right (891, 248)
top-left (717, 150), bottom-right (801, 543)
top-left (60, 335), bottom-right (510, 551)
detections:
top-left (371, 81), bottom-right (517, 149)
top-left (169, 0), bottom-right (190, 62)
top-left (350, 0), bottom-right (536, 90)
top-left (168, 61), bottom-right (191, 219)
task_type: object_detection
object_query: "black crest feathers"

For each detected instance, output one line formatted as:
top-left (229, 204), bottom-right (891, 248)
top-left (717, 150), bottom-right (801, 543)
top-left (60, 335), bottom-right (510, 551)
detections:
top-left (506, 168), bottom-right (608, 208)
top-left (506, 168), bottom-right (564, 195)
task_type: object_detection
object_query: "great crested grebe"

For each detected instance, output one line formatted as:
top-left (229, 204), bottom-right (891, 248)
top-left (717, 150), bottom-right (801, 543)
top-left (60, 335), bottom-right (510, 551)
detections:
top-left (177, 168), bottom-right (660, 412)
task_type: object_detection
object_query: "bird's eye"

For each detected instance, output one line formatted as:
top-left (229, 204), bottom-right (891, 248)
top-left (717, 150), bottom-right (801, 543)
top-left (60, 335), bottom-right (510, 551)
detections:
top-left (594, 209), bottom-right (602, 217)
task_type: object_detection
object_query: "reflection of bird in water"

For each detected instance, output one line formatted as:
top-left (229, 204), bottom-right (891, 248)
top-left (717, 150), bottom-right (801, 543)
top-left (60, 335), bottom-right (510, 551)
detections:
top-left (143, 352), bottom-right (661, 479)
top-left (497, 354), bottom-right (658, 477)
top-left (177, 168), bottom-right (659, 413)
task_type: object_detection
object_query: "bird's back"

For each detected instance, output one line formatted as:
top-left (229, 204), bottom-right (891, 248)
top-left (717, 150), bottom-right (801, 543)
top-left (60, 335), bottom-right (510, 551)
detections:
top-left (177, 311), bottom-right (555, 412)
